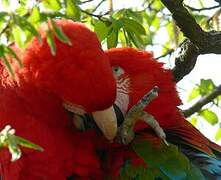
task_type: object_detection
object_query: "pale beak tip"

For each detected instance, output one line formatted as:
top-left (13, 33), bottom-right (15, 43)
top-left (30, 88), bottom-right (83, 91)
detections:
top-left (92, 106), bottom-right (118, 141)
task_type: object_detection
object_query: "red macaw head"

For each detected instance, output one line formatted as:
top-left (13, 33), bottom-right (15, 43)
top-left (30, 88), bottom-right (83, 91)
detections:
top-left (106, 48), bottom-right (182, 129)
top-left (9, 20), bottom-right (117, 140)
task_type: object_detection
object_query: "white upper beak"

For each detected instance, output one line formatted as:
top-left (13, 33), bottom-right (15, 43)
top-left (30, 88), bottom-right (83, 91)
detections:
top-left (63, 101), bottom-right (118, 141)
top-left (92, 106), bottom-right (118, 141)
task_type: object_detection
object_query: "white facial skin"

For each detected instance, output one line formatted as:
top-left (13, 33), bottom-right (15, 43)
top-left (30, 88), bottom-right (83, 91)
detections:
top-left (112, 66), bottom-right (130, 116)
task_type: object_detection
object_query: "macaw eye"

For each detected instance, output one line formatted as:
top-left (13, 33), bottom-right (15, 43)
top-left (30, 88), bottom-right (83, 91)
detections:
top-left (112, 66), bottom-right (125, 78)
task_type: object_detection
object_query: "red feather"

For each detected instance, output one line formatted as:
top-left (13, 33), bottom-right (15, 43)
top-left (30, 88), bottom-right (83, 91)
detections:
top-left (106, 47), bottom-right (221, 161)
top-left (0, 20), bottom-right (116, 179)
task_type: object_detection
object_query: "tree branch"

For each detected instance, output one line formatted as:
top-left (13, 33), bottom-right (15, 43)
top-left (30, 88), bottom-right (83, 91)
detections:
top-left (108, 0), bottom-right (113, 12)
top-left (80, 9), bottom-right (108, 22)
top-left (156, 48), bottom-right (174, 60)
top-left (81, 0), bottom-right (95, 4)
top-left (159, 0), bottom-right (221, 82)
top-left (91, 0), bottom-right (106, 13)
top-left (183, 85), bottom-right (221, 117)
top-left (184, 4), bottom-right (220, 12)
top-left (172, 39), bottom-right (199, 82)
top-left (160, 0), bottom-right (221, 54)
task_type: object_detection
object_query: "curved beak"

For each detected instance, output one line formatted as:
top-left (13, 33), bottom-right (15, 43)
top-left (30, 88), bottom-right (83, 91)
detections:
top-left (63, 101), bottom-right (118, 141)
top-left (92, 106), bottom-right (118, 141)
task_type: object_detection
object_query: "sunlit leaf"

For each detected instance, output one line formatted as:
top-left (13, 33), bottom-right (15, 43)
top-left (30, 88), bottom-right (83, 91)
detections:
top-left (13, 15), bottom-right (41, 41)
top-left (15, 6), bottom-right (28, 16)
top-left (42, 0), bottom-right (61, 11)
top-left (166, 23), bottom-right (174, 42)
top-left (46, 29), bottom-right (56, 56)
top-left (0, 12), bottom-right (8, 31)
top-left (127, 30), bottom-right (144, 49)
top-left (190, 117), bottom-right (198, 126)
top-left (0, 125), bottom-right (43, 162)
top-left (51, 19), bottom-right (72, 45)
top-left (217, 95), bottom-right (221, 101)
top-left (12, 26), bottom-right (24, 47)
top-left (28, 7), bottom-right (41, 24)
top-left (94, 21), bottom-right (109, 42)
top-left (122, 18), bottom-right (146, 35)
top-left (151, 16), bottom-right (160, 31)
top-left (188, 87), bottom-right (200, 102)
top-left (199, 109), bottom-right (219, 125)
top-left (199, 79), bottom-right (215, 96)
top-left (4, 46), bottom-right (22, 67)
top-left (0, 12), bottom-right (8, 19)
top-left (18, 0), bottom-right (27, 6)
top-left (2, 56), bottom-right (14, 77)
top-left (0, 45), bottom-right (16, 77)
top-left (7, 134), bottom-right (21, 162)
top-left (2, 0), bottom-right (9, 8)
top-left (65, 0), bottom-right (81, 20)
top-left (107, 27), bottom-right (118, 48)
top-left (152, 1), bottom-right (163, 10)
top-left (215, 128), bottom-right (221, 142)
top-left (15, 136), bottom-right (44, 152)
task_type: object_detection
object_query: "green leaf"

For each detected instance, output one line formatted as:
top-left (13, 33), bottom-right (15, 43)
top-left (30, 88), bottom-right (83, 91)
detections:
top-left (107, 27), bottom-right (118, 48)
top-left (13, 15), bottom-right (41, 41)
top-left (121, 18), bottom-right (146, 48)
top-left (199, 109), bottom-right (219, 125)
top-left (199, 79), bottom-right (215, 96)
top-left (0, 12), bottom-right (8, 19)
top-left (217, 95), bottom-right (221, 100)
top-left (94, 21), bottom-right (109, 42)
top-left (2, 0), bottom-right (9, 8)
top-left (127, 30), bottom-right (144, 49)
top-left (15, 136), bottom-right (44, 152)
top-left (0, 45), bottom-right (19, 77)
top-left (0, 45), bottom-right (4, 57)
top-left (122, 18), bottom-right (146, 36)
top-left (215, 128), bottom-right (221, 142)
top-left (42, 0), bottom-right (61, 11)
top-left (12, 26), bottom-right (24, 48)
top-left (7, 134), bottom-right (21, 162)
top-left (0, 12), bottom-right (8, 30)
top-left (4, 46), bottom-right (22, 67)
top-left (46, 30), bottom-right (56, 56)
top-left (18, 0), bottom-right (27, 6)
top-left (0, 125), bottom-right (43, 162)
top-left (28, 7), bottom-right (41, 24)
top-left (125, 9), bottom-right (143, 22)
top-left (152, 1), bottom-right (163, 10)
top-left (188, 87), bottom-right (200, 102)
top-left (15, 6), bottom-right (28, 16)
top-left (190, 117), bottom-right (198, 126)
top-left (65, 0), bottom-right (81, 20)
top-left (166, 22), bottom-right (174, 41)
top-left (151, 16), bottom-right (160, 31)
top-left (2, 56), bottom-right (14, 77)
top-left (51, 19), bottom-right (72, 46)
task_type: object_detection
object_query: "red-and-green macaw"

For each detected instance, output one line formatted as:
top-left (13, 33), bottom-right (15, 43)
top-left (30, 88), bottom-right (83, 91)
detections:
top-left (103, 47), bottom-right (221, 179)
top-left (0, 20), bottom-right (117, 179)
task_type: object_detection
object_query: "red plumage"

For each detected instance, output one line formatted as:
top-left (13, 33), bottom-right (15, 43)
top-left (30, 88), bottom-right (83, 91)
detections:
top-left (0, 20), bottom-right (116, 179)
top-left (105, 47), bottom-right (221, 177)
top-left (106, 48), bottom-right (183, 129)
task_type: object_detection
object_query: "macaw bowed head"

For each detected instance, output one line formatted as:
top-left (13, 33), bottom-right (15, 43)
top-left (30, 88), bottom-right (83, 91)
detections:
top-left (13, 20), bottom-right (117, 140)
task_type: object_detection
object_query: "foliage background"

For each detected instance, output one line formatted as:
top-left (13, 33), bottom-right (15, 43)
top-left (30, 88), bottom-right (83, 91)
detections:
top-left (0, 0), bottom-right (221, 145)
